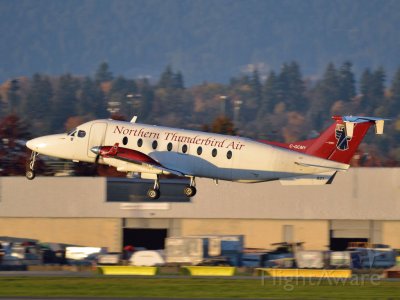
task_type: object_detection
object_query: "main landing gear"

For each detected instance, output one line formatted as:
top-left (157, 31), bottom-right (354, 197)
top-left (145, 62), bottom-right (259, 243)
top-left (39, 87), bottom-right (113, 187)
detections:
top-left (147, 176), bottom-right (161, 200)
top-left (183, 177), bottom-right (197, 197)
top-left (146, 176), bottom-right (197, 200)
top-left (26, 151), bottom-right (38, 180)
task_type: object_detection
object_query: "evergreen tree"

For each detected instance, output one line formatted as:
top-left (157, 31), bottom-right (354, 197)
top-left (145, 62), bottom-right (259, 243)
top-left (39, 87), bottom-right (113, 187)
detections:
top-left (390, 67), bottom-right (400, 115)
top-left (7, 79), bottom-right (20, 113)
top-left (51, 74), bottom-right (79, 131)
top-left (250, 69), bottom-right (262, 107)
top-left (360, 67), bottom-right (385, 114)
top-left (321, 63), bottom-right (341, 103)
top-left (0, 114), bottom-right (32, 175)
top-left (76, 77), bottom-right (106, 117)
top-left (338, 61), bottom-right (356, 102)
top-left (210, 116), bottom-right (236, 135)
top-left (308, 63), bottom-right (340, 127)
top-left (260, 71), bottom-right (279, 115)
top-left (158, 65), bottom-right (174, 89)
top-left (108, 76), bottom-right (138, 119)
top-left (173, 71), bottom-right (185, 89)
top-left (360, 68), bottom-right (373, 109)
top-left (21, 74), bottom-right (53, 134)
top-left (277, 61), bottom-right (306, 111)
top-left (371, 67), bottom-right (386, 108)
top-left (136, 77), bottom-right (154, 121)
top-left (95, 62), bottom-right (113, 83)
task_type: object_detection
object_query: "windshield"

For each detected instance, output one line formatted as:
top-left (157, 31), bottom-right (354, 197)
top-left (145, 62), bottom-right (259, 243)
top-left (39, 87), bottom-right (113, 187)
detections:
top-left (67, 128), bottom-right (77, 136)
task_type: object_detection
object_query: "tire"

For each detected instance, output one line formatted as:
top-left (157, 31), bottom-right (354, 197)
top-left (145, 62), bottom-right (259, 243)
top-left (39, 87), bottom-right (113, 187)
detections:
top-left (147, 188), bottom-right (160, 200)
top-left (26, 170), bottom-right (36, 180)
top-left (183, 185), bottom-right (197, 197)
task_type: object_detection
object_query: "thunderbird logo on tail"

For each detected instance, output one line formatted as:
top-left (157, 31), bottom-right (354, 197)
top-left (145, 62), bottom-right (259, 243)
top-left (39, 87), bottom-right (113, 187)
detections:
top-left (335, 124), bottom-right (351, 151)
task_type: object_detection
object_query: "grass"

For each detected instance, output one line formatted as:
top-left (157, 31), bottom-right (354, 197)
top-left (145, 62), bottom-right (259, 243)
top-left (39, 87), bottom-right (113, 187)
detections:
top-left (0, 276), bottom-right (398, 299)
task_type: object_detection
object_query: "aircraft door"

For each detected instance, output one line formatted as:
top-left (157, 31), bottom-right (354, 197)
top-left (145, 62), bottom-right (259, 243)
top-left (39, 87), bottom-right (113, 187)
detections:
top-left (87, 122), bottom-right (108, 158)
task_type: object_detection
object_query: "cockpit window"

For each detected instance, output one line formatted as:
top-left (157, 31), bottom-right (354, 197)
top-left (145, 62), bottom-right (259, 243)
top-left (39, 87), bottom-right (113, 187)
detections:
top-left (68, 129), bottom-right (77, 136)
top-left (77, 130), bottom-right (86, 138)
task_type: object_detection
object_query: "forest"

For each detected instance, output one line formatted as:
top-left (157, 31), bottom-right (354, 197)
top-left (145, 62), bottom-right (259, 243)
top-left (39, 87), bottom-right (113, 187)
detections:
top-left (1, 61), bottom-right (400, 176)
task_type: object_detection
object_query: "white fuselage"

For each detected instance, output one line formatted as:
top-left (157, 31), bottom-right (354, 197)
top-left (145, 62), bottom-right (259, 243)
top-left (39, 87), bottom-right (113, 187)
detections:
top-left (26, 119), bottom-right (348, 182)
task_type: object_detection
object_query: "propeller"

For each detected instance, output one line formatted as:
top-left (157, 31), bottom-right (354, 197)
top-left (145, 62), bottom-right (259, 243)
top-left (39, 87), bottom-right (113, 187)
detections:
top-left (90, 146), bottom-right (102, 174)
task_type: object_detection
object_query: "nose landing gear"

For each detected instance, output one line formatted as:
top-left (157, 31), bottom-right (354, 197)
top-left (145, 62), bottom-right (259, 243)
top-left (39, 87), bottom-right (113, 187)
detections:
top-left (26, 151), bottom-right (38, 180)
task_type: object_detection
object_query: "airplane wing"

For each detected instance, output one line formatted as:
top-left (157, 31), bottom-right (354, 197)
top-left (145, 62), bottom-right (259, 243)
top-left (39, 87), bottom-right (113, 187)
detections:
top-left (91, 143), bottom-right (185, 176)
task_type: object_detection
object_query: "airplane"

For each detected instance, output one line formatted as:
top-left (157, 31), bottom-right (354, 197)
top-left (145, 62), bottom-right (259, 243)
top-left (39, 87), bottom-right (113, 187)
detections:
top-left (25, 115), bottom-right (387, 199)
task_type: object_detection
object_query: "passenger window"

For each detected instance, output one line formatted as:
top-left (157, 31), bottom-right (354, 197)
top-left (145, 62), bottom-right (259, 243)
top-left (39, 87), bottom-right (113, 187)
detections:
top-left (122, 137), bottom-right (128, 145)
top-left (182, 144), bottom-right (188, 153)
top-left (212, 148), bottom-right (217, 157)
top-left (137, 138), bottom-right (143, 147)
top-left (152, 140), bottom-right (158, 150)
top-left (197, 146), bottom-right (202, 155)
top-left (227, 150), bottom-right (232, 159)
top-left (167, 142), bottom-right (173, 151)
top-left (77, 130), bottom-right (86, 138)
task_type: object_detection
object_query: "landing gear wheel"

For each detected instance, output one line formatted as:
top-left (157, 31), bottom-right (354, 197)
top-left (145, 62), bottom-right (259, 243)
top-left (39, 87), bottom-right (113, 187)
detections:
top-left (147, 188), bottom-right (160, 200)
top-left (26, 170), bottom-right (36, 180)
top-left (26, 151), bottom-right (38, 180)
top-left (183, 185), bottom-right (197, 197)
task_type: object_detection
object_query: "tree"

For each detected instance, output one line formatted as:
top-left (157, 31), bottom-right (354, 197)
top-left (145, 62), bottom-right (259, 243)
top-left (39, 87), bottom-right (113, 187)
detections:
top-left (277, 61), bottom-right (306, 111)
top-left (389, 67), bottom-right (400, 115)
top-left (371, 67), bottom-right (386, 108)
top-left (20, 74), bottom-right (53, 134)
top-left (95, 62), bottom-right (113, 83)
top-left (338, 61), bottom-right (356, 102)
top-left (260, 71), bottom-right (279, 115)
top-left (174, 71), bottom-right (185, 89)
top-left (51, 74), bottom-right (79, 131)
top-left (76, 77), bottom-right (106, 117)
top-left (250, 69), bottom-right (262, 106)
top-left (308, 63), bottom-right (341, 128)
top-left (360, 67), bottom-right (386, 114)
top-left (158, 65), bottom-right (174, 89)
top-left (6, 79), bottom-right (20, 113)
top-left (0, 114), bottom-right (32, 175)
top-left (108, 76), bottom-right (138, 119)
top-left (210, 116), bottom-right (236, 135)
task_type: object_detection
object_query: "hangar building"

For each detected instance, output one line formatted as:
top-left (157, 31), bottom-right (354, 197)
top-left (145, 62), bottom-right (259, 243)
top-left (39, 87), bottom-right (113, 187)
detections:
top-left (0, 168), bottom-right (399, 252)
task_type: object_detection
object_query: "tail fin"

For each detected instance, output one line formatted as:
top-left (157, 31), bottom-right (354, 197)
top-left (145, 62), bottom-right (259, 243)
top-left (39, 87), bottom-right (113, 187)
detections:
top-left (305, 116), bottom-right (387, 164)
top-left (261, 116), bottom-right (387, 164)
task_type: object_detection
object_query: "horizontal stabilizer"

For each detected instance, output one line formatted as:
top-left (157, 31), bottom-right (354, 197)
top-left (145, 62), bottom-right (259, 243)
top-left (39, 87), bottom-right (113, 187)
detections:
top-left (279, 171), bottom-right (337, 186)
top-left (342, 116), bottom-right (389, 138)
top-left (294, 161), bottom-right (348, 171)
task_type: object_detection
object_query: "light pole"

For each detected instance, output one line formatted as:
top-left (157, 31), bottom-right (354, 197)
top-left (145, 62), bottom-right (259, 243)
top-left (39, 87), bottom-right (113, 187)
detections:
top-left (233, 99), bottom-right (242, 129)
top-left (107, 99), bottom-right (120, 115)
top-left (126, 93), bottom-right (142, 118)
top-left (219, 95), bottom-right (227, 117)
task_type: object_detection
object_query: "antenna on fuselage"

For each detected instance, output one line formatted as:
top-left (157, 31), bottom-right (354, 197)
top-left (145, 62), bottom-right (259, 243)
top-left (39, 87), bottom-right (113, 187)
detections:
top-left (130, 116), bottom-right (138, 123)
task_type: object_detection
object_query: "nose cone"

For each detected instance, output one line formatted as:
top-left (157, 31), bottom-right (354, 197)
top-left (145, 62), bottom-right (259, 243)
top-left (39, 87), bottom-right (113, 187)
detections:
top-left (91, 146), bottom-right (100, 155)
top-left (26, 139), bottom-right (34, 150)
top-left (25, 134), bottom-right (70, 159)
top-left (26, 137), bottom-right (47, 151)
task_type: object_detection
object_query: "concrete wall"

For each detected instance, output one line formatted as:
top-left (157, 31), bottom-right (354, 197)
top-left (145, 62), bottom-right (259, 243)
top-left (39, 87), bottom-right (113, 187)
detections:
top-left (382, 221), bottom-right (400, 248)
top-left (180, 219), bottom-right (329, 250)
top-left (1, 168), bottom-right (399, 220)
top-left (0, 168), bottom-right (399, 250)
top-left (0, 218), bottom-right (122, 252)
